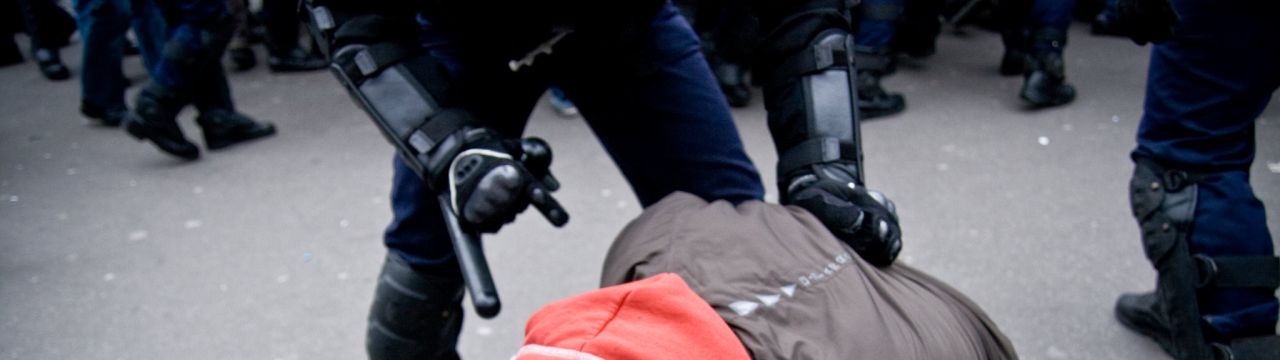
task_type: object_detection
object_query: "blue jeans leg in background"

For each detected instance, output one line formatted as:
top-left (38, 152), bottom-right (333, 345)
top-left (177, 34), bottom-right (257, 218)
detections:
top-left (74, 0), bottom-right (165, 111)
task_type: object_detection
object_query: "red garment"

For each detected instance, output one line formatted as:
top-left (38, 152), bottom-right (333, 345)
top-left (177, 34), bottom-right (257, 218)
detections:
top-left (518, 273), bottom-right (750, 360)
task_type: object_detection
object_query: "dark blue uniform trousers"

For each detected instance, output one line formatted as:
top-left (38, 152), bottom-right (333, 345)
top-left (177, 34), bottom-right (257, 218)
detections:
top-left (385, 3), bottom-right (765, 270)
top-left (1132, 0), bottom-right (1279, 339)
top-left (149, 0), bottom-right (232, 102)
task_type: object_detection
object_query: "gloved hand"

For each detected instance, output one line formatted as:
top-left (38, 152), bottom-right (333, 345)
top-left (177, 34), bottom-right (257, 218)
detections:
top-left (783, 162), bottom-right (902, 267)
top-left (1115, 0), bottom-right (1180, 45)
top-left (447, 133), bottom-right (568, 233)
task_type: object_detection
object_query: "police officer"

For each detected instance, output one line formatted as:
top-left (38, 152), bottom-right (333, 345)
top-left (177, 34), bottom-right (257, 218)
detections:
top-left (997, 0), bottom-right (1077, 107)
top-left (124, 0), bottom-right (276, 160)
top-left (303, 0), bottom-right (904, 358)
top-left (1110, 0), bottom-right (1280, 358)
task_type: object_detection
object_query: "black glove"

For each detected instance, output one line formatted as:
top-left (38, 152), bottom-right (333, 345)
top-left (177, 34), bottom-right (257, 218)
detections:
top-left (447, 134), bottom-right (567, 233)
top-left (783, 162), bottom-right (902, 267)
top-left (1115, 0), bottom-right (1180, 45)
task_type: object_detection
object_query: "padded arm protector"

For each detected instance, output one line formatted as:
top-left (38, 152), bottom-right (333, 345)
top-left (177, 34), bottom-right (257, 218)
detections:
top-left (755, 0), bottom-right (865, 186)
top-left (304, 0), bottom-right (485, 192)
top-left (303, 1), bottom-right (514, 318)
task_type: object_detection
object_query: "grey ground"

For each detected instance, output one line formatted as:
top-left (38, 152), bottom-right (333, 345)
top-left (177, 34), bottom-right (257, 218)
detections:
top-left (2, 23), bottom-right (1278, 360)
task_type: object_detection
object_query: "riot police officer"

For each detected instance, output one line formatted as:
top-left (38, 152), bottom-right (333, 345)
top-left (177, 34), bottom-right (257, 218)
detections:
top-left (303, 0), bottom-right (904, 358)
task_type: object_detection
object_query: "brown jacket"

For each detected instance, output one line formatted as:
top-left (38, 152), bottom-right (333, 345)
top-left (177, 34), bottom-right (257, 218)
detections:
top-left (601, 192), bottom-right (1018, 359)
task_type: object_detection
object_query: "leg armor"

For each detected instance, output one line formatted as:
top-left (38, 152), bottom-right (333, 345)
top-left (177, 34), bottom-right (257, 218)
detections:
top-left (366, 254), bottom-right (464, 360)
top-left (1121, 157), bottom-right (1280, 359)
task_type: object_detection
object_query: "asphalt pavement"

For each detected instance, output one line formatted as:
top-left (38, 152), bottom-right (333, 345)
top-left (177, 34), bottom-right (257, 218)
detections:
top-left (2, 23), bottom-right (1278, 360)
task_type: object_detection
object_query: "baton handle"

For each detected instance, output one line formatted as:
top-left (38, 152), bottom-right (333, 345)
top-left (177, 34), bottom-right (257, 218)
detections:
top-left (437, 194), bottom-right (501, 318)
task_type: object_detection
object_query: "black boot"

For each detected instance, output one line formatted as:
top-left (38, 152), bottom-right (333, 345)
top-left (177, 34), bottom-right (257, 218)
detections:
top-left (32, 47), bottom-right (70, 80)
top-left (366, 254), bottom-right (464, 360)
top-left (854, 50), bottom-right (905, 119)
top-left (1116, 292), bottom-right (1182, 356)
top-left (196, 110), bottom-right (276, 150)
top-left (126, 84), bottom-right (200, 160)
top-left (1020, 50), bottom-right (1076, 107)
top-left (188, 66), bottom-right (276, 150)
top-left (1019, 29), bottom-right (1076, 107)
top-left (267, 47), bottom-right (327, 72)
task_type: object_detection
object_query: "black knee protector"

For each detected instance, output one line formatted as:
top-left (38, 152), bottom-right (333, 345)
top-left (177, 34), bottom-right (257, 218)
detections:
top-left (1130, 158), bottom-right (1280, 359)
top-left (1130, 157), bottom-right (1211, 359)
top-left (366, 254), bottom-right (465, 360)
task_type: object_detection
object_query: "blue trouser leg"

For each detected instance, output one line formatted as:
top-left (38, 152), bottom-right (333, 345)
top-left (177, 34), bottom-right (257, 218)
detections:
top-left (75, 0), bottom-right (166, 109)
top-left (150, 0), bottom-right (231, 92)
top-left (1132, 0), bottom-right (1280, 339)
top-left (75, 0), bottom-right (132, 109)
top-left (553, 4), bottom-right (763, 207)
top-left (385, 3), bottom-right (764, 269)
top-left (1028, 0), bottom-right (1075, 30)
top-left (854, 0), bottom-right (904, 51)
top-left (1027, 0), bottom-right (1074, 53)
top-left (130, 0), bottom-right (167, 73)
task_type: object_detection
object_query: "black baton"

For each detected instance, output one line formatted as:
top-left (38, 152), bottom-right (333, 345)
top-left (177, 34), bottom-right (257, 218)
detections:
top-left (437, 194), bottom-right (501, 318)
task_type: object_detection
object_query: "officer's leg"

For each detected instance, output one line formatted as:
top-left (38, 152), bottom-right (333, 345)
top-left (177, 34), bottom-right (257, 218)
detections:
top-left (1116, 0), bottom-right (1280, 358)
top-left (74, 0), bottom-right (135, 125)
top-left (129, 0), bottom-right (168, 73)
top-left (852, 0), bottom-right (906, 118)
top-left (893, 0), bottom-right (944, 58)
top-left (125, 0), bottom-right (232, 160)
top-left (190, 69), bottom-right (277, 150)
top-left (17, 0), bottom-right (72, 80)
top-left (369, 158), bottom-right (465, 360)
top-left (553, 2), bottom-right (764, 207)
top-left (995, 0), bottom-right (1033, 76)
top-left (368, 19), bottom-right (548, 359)
top-left (1019, 0), bottom-right (1076, 107)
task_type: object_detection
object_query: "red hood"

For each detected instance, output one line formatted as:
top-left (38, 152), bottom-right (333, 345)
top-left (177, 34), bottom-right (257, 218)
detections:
top-left (518, 273), bottom-right (751, 360)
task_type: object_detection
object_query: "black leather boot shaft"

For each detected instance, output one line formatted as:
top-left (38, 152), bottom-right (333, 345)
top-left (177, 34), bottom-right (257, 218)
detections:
top-left (366, 254), bottom-right (465, 360)
top-left (1020, 49), bottom-right (1075, 107)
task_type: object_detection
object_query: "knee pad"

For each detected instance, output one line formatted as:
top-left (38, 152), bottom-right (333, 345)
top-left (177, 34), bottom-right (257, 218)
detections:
top-left (1130, 157), bottom-right (1280, 359)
